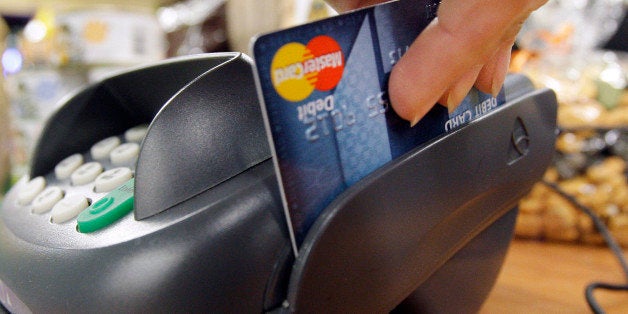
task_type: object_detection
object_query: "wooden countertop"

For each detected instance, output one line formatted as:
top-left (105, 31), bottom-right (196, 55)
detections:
top-left (480, 240), bottom-right (628, 313)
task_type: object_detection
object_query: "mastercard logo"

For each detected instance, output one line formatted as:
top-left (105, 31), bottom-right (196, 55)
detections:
top-left (271, 35), bottom-right (345, 102)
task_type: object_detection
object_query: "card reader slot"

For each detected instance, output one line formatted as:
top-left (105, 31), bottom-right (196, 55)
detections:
top-left (285, 86), bottom-right (557, 313)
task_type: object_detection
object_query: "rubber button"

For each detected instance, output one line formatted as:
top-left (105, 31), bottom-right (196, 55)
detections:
top-left (55, 153), bottom-right (83, 180)
top-left (94, 167), bottom-right (133, 193)
top-left (17, 176), bottom-right (46, 206)
top-left (51, 194), bottom-right (89, 223)
top-left (32, 187), bottom-right (64, 214)
top-left (124, 125), bottom-right (148, 143)
top-left (110, 143), bottom-right (140, 165)
top-left (77, 178), bottom-right (134, 233)
top-left (91, 136), bottom-right (121, 160)
top-left (71, 162), bottom-right (103, 186)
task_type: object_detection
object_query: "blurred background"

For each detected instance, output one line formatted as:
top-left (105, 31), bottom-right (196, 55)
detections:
top-left (0, 0), bottom-right (335, 193)
top-left (0, 0), bottom-right (626, 249)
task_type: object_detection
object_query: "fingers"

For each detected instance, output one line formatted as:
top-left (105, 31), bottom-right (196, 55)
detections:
top-left (388, 16), bottom-right (484, 124)
top-left (388, 18), bottom-right (464, 124)
top-left (475, 43), bottom-right (513, 96)
top-left (439, 64), bottom-right (483, 114)
top-left (388, 0), bottom-right (548, 124)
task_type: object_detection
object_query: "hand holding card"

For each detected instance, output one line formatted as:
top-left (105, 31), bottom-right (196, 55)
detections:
top-left (252, 0), bottom-right (505, 255)
top-left (328, 0), bottom-right (548, 125)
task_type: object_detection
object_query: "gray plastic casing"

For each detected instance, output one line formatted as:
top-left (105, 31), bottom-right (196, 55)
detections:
top-left (0, 53), bottom-right (556, 313)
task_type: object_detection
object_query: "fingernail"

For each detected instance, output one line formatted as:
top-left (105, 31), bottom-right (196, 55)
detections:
top-left (446, 88), bottom-right (466, 112)
top-left (491, 49), bottom-right (511, 96)
top-left (446, 95), bottom-right (457, 113)
top-left (491, 82), bottom-right (501, 97)
top-left (491, 71), bottom-right (505, 96)
top-left (446, 65), bottom-right (482, 112)
top-left (410, 115), bottom-right (421, 127)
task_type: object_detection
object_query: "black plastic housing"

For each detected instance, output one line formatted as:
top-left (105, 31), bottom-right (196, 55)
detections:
top-left (0, 53), bottom-right (557, 313)
top-left (287, 77), bottom-right (557, 313)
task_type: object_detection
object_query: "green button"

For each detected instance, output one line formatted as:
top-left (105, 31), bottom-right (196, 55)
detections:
top-left (77, 178), bottom-right (134, 233)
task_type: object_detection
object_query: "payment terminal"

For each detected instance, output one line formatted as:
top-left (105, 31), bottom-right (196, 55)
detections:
top-left (0, 52), bottom-right (556, 313)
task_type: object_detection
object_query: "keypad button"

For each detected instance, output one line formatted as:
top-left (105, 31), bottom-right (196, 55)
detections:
top-left (91, 136), bottom-right (121, 160)
top-left (124, 125), bottom-right (148, 143)
top-left (77, 178), bottom-right (134, 233)
top-left (51, 195), bottom-right (89, 223)
top-left (110, 143), bottom-right (140, 165)
top-left (17, 176), bottom-right (46, 206)
top-left (32, 187), bottom-right (64, 214)
top-left (55, 153), bottom-right (84, 180)
top-left (71, 162), bottom-right (103, 186)
top-left (94, 167), bottom-right (133, 193)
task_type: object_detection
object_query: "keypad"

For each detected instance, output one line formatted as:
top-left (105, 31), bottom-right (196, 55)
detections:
top-left (15, 125), bottom-right (146, 230)
top-left (71, 162), bottom-right (104, 186)
top-left (17, 176), bottom-right (46, 206)
top-left (94, 167), bottom-right (133, 193)
top-left (91, 136), bottom-right (121, 160)
top-left (77, 179), bottom-right (135, 233)
top-left (124, 125), bottom-right (148, 143)
top-left (110, 143), bottom-right (140, 165)
top-left (32, 187), bottom-right (64, 214)
top-left (54, 154), bottom-right (83, 180)
top-left (50, 195), bottom-right (89, 224)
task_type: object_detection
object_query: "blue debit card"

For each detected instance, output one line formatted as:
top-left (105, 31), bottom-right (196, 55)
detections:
top-left (251, 0), bottom-right (506, 254)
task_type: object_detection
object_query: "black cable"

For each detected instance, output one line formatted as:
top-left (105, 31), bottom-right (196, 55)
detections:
top-left (540, 180), bottom-right (628, 314)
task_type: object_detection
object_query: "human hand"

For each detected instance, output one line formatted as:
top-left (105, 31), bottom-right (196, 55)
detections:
top-left (327, 0), bottom-right (548, 125)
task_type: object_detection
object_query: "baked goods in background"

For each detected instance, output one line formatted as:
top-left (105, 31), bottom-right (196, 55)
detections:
top-left (515, 53), bottom-right (628, 246)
